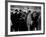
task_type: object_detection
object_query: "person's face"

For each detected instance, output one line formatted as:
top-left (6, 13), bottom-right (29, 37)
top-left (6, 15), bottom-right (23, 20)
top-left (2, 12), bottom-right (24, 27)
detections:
top-left (33, 13), bottom-right (37, 17)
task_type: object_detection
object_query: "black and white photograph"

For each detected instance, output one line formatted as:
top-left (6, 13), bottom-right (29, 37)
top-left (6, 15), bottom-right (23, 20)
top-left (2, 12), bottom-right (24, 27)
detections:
top-left (10, 6), bottom-right (41, 31)
top-left (7, 2), bottom-right (44, 35)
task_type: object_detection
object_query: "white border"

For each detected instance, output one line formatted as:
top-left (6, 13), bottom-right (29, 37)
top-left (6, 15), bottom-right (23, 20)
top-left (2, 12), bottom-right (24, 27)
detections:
top-left (8, 2), bottom-right (44, 35)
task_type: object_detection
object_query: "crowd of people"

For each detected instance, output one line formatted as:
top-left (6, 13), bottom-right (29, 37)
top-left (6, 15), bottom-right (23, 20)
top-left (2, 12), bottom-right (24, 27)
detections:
top-left (10, 8), bottom-right (41, 32)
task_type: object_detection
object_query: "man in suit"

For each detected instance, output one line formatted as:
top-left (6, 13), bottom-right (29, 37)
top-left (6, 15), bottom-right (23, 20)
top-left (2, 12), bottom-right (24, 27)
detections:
top-left (18, 9), bottom-right (28, 31)
top-left (11, 9), bottom-right (20, 31)
top-left (11, 9), bottom-right (28, 32)
top-left (30, 11), bottom-right (40, 30)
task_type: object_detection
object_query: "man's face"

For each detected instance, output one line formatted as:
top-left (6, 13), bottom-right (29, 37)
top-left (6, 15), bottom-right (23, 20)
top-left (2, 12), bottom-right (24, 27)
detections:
top-left (33, 12), bottom-right (37, 18)
top-left (33, 13), bottom-right (37, 17)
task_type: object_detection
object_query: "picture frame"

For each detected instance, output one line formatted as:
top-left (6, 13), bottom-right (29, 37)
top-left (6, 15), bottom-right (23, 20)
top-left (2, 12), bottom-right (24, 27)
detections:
top-left (5, 1), bottom-right (45, 36)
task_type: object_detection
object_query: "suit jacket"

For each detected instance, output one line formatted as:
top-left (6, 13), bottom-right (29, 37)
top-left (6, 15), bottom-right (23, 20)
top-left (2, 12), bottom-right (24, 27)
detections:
top-left (11, 12), bottom-right (28, 31)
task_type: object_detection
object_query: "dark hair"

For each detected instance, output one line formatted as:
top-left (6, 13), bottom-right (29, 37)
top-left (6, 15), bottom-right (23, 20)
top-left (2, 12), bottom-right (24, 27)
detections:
top-left (19, 9), bottom-right (22, 12)
top-left (28, 10), bottom-right (31, 13)
top-left (11, 12), bottom-right (13, 15)
top-left (15, 9), bottom-right (18, 12)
